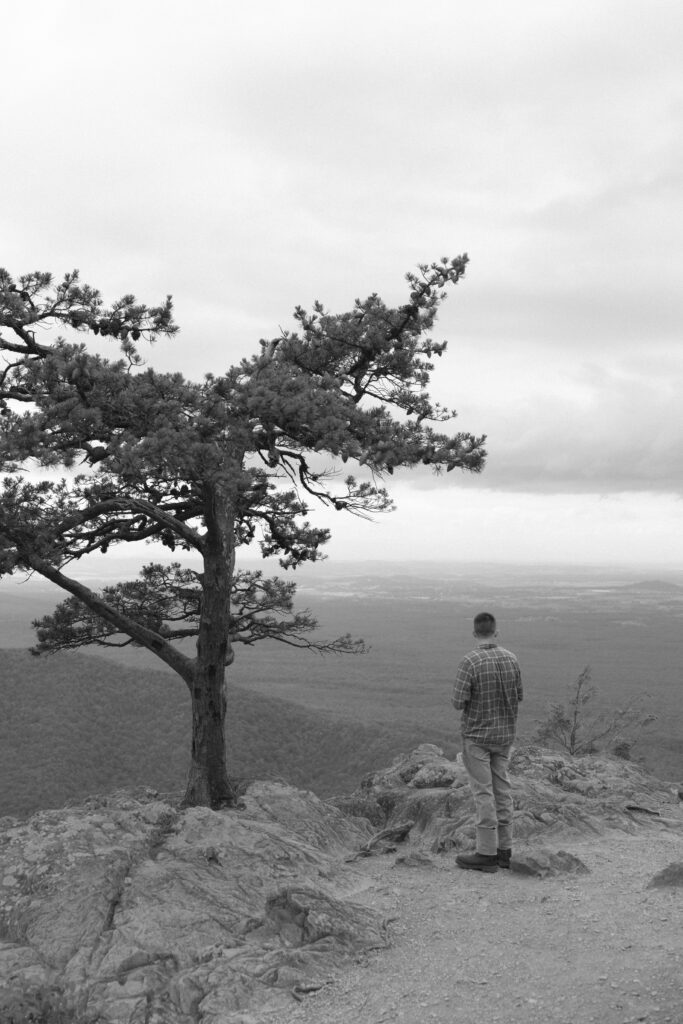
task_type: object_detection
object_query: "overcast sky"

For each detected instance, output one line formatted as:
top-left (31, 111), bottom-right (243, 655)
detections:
top-left (2, 0), bottom-right (682, 568)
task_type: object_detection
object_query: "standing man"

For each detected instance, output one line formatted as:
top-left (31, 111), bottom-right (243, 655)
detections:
top-left (452, 611), bottom-right (523, 873)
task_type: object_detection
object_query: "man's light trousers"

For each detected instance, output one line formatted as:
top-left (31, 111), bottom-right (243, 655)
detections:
top-left (462, 738), bottom-right (514, 855)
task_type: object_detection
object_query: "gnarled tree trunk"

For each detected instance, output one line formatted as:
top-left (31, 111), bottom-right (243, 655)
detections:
top-left (182, 482), bottom-right (237, 808)
top-left (183, 663), bottom-right (235, 808)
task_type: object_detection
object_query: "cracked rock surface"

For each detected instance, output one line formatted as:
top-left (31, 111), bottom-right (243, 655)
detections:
top-left (0, 782), bottom-right (380, 1023)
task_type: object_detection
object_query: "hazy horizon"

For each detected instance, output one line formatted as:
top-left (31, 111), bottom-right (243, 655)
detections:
top-left (2, 555), bottom-right (683, 595)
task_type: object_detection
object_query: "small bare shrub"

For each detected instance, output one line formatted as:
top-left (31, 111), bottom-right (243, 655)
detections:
top-left (533, 666), bottom-right (657, 757)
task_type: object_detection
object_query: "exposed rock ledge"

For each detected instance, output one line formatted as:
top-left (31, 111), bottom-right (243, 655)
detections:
top-left (334, 743), bottom-right (683, 854)
top-left (1, 746), bottom-right (681, 1023)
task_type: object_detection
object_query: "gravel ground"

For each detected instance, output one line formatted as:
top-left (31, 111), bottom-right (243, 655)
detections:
top-left (276, 828), bottom-right (683, 1024)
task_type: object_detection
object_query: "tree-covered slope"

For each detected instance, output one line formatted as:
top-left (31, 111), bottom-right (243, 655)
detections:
top-left (0, 650), bottom-right (456, 818)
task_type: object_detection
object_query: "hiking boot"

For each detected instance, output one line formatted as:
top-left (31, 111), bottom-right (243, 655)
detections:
top-left (456, 851), bottom-right (498, 873)
top-left (497, 848), bottom-right (512, 869)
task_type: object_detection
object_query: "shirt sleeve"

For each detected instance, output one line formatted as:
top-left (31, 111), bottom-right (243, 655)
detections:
top-left (452, 657), bottom-right (472, 710)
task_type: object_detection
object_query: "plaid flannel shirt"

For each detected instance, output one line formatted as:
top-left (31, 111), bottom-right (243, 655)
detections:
top-left (452, 641), bottom-right (522, 746)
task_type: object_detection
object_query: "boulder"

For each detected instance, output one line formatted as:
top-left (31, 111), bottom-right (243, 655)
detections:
top-left (510, 848), bottom-right (590, 878)
top-left (260, 886), bottom-right (389, 952)
top-left (646, 861), bottom-right (683, 888)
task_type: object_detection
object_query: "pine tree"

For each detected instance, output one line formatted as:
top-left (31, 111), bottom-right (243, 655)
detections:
top-left (0, 258), bottom-right (486, 807)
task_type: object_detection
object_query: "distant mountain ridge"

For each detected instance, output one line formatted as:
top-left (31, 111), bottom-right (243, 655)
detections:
top-left (619, 579), bottom-right (683, 592)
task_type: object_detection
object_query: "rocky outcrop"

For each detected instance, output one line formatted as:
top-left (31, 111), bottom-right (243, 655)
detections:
top-left (1, 746), bottom-right (681, 1023)
top-left (0, 782), bottom-right (380, 1023)
top-left (334, 743), bottom-right (682, 858)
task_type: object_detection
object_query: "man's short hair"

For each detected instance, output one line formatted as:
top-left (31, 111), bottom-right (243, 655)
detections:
top-left (473, 612), bottom-right (497, 637)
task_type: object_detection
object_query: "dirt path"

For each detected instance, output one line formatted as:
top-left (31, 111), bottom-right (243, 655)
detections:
top-left (278, 829), bottom-right (683, 1024)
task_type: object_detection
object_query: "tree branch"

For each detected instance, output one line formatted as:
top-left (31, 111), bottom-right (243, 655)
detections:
top-left (26, 554), bottom-right (195, 685)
